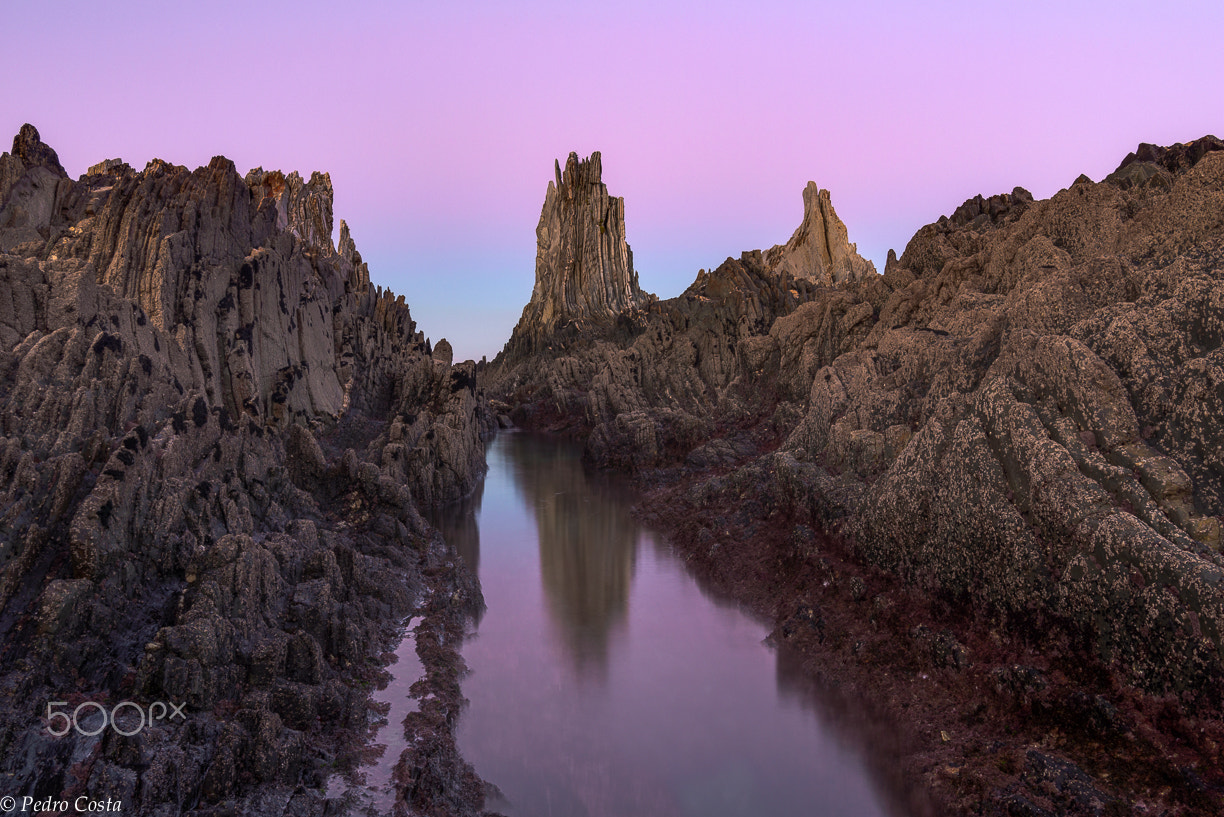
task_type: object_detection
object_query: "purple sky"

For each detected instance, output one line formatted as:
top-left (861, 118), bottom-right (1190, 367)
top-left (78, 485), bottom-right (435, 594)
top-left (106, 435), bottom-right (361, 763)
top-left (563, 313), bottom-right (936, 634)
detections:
top-left (6, 1), bottom-right (1222, 360)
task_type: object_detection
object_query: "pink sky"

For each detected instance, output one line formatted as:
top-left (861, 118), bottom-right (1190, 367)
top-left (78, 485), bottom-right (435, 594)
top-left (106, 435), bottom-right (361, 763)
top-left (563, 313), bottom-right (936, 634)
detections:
top-left (6, 1), bottom-right (1222, 360)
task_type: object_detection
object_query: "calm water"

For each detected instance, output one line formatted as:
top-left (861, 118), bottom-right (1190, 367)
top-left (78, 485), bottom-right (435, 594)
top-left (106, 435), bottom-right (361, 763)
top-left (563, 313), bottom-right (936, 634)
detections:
top-left (429, 433), bottom-right (896, 817)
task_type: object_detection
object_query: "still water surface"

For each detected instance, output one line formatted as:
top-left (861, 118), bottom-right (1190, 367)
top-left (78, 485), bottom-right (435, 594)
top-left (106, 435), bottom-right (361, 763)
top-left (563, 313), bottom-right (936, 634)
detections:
top-left (428, 432), bottom-right (896, 817)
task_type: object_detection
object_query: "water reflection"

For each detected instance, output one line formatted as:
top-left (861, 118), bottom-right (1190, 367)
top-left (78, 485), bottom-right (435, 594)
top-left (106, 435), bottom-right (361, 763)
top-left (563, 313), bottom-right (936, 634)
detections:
top-left (773, 643), bottom-right (926, 817)
top-left (502, 434), bottom-right (638, 681)
top-left (445, 432), bottom-right (897, 817)
top-left (431, 474), bottom-right (484, 575)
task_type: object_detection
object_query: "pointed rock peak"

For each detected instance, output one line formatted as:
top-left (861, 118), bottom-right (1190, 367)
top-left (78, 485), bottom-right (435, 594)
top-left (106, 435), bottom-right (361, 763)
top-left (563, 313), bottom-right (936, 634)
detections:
top-left (337, 219), bottom-right (370, 292)
top-left (11, 123), bottom-right (67, 177)
top-left (338, 219), bottom-right (354, 257)
top-left (207, 155), bottom-right (239, 177)
top-left (563, 150), bottom-right (601, 182)
top-left (432, 338), bottom-right (454, 366)
top-left (142, 158), bottom-right (184, 176)
top-left (549, 151), bottom-right (606, 206)
top-left (500, 151), bottom-right (650, 360)
top-left (765, 182), bottom-right (875, 285)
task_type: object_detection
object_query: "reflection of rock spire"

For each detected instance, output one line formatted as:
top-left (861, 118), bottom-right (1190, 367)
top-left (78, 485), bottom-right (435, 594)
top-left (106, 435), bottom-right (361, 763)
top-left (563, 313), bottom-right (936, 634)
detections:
top-left (504, 434), bottom-right (638, 680)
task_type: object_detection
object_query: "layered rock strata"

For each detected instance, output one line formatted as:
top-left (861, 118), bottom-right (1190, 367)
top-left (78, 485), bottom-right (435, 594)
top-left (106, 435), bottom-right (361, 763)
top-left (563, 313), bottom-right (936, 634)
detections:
top-left (499, 151), bottom-right (651, 361)
top-left (494, 138), bottom-right (1224, 813)
top-left (0, 126), bottom-right (492, 816)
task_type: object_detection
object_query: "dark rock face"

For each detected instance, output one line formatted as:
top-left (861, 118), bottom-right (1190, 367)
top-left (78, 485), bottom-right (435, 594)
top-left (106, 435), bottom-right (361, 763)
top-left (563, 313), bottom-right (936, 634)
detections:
top-left (1115, 134), bottom-right (1224, 177)
top-left (499, 151), bottom-right (651, 361)
top-left (820, 147), bottom-right (1224, 697)
top-left (496, 140), bottom-right (1224, 698)
top-left (0, 126), bottom-right (491, 815)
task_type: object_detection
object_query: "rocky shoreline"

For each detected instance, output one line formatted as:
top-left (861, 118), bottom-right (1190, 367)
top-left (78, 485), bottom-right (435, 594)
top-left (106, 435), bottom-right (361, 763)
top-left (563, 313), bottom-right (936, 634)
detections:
top-left (0, 125), bottom-right (495, 816)
top-left (490, 140), bottom-right (1224, 815)
top-left (4, 120), bottom-right (1224, 816)
top-left (629, 454), bottom-right (1224, 816)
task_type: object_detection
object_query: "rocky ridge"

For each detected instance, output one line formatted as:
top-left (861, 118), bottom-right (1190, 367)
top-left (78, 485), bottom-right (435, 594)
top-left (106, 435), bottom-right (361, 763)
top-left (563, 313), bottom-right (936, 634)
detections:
top-left (0, 125), bottom-right (493, 816)
top-left (489, 171), bottom-right (875, 443)
top-left (493, 137), bottom-right (1224, 814)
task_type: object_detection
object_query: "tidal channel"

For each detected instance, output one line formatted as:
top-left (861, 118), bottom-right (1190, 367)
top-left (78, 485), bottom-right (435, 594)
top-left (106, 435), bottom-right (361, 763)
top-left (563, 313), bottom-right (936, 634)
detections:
top-left (353, 432), bottom-right (898, 816)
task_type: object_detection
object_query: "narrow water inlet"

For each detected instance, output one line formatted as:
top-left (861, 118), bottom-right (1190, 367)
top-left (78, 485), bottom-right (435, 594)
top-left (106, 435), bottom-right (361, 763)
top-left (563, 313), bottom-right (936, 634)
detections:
top-left (326, 624), bottom-right (425, 813)
top-left (427, 432), bottom-right (899, 817)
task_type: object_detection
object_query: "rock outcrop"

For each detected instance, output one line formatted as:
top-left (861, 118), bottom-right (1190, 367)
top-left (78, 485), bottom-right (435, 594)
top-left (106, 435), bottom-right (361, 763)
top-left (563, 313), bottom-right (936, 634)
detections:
top-left (498, 151), bottom-right (651, 361)
top-left (0, 125), bottom-right (492, 816)
top-left (490, 136), bottom-right (1224, 813)
top-left (764, 181), bottom-right (876, 284)
top-left (489, 156), bottom-right (871, 438)
top-left (493, 138), bottom-right (1224, 788)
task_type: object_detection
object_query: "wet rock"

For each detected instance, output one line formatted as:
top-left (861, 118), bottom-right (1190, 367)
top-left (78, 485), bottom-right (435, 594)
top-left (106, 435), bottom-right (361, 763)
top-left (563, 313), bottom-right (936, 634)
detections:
top-left (910, 624), bottom-right (970, 670)
top-left (780, 603), bottom-right (826, 642)
top-left (992, 666), bottom-right (1048, 709)
top-left (1021, 749), bottom-right (1119, 816)
top-left (986, 791), bottom-right (1056, 817)
top-left (1063, 692), bottom-right (1129, 739)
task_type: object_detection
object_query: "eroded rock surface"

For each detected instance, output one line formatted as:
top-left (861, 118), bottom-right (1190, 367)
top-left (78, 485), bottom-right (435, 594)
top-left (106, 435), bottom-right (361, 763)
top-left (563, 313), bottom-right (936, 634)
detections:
top-left (499, 151), bottom-right (651, 361)
top-left (0, 125), bottom-right (492, 816)
top-left (765, 181), bottom-right (876, 285)
top-left (494, 138), bottom-right (1224, 813)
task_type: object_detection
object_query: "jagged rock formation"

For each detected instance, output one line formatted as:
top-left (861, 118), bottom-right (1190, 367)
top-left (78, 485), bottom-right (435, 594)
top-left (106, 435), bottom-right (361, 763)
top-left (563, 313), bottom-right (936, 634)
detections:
top-left (498, 151), bottom-right (651, 361)
top-left (494, 137), bottom-right (1224, 810)
top-left (764, 181), bottom-right (876, 284)
top-left (489, 165), bottom-right (872, 440)
top-left (488, 157), bottom-right (867, 437)
top-left (0, 125), bottom-right (492, 816)
top-left (0, 124), bottom-right (71, 251)
top-left (508, 136), bottom-right (1224, 691)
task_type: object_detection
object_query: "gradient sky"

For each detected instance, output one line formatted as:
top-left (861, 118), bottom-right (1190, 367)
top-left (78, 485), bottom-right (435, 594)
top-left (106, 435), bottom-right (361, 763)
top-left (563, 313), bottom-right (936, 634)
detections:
top-left (5, 0), bottom-right (1222, 360)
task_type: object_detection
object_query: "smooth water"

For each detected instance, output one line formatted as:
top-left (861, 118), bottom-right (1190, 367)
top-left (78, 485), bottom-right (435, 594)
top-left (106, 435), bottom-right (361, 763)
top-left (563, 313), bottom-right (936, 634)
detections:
top-left (429, 432), bottom-right (897, 817)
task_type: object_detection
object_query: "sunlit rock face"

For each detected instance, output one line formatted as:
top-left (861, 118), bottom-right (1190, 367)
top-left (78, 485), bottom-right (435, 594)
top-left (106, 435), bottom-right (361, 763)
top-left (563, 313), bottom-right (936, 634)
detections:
top-left (764, 181), bottom-right (876, 285)
top-left (500, 151), bottom-right (651, 361)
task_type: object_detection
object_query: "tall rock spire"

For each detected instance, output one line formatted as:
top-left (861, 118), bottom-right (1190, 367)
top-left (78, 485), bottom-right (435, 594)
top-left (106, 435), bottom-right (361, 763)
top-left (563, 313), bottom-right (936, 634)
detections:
top-left (501, 151), bottom-right (649, 359)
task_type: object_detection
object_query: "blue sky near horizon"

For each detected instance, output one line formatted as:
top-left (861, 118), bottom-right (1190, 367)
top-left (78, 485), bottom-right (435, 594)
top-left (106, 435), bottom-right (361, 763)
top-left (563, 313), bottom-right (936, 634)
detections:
top-left (4, 0), bottom-right (1222, 360)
